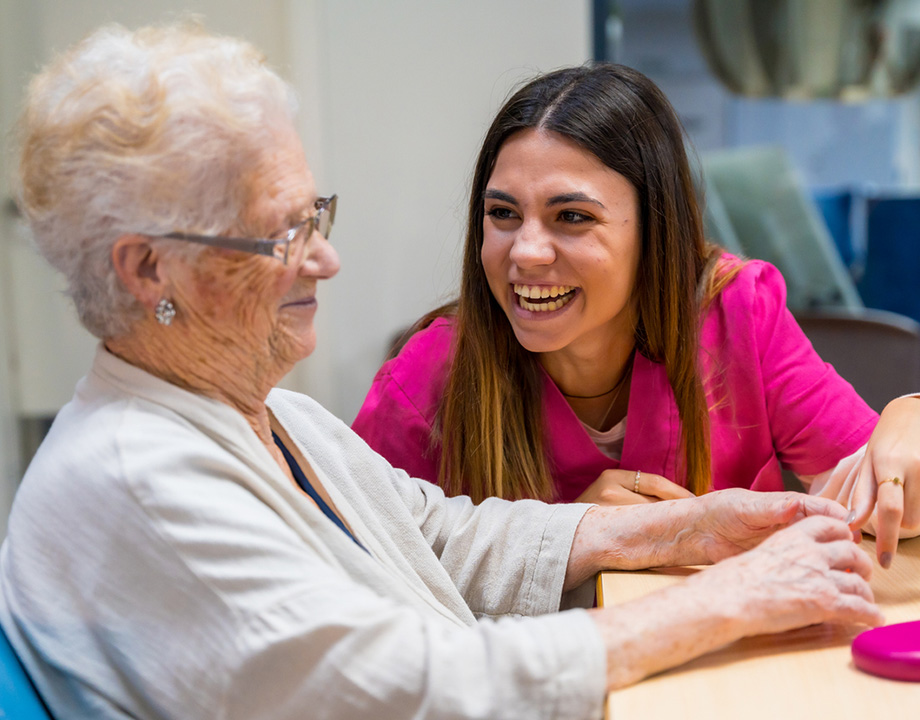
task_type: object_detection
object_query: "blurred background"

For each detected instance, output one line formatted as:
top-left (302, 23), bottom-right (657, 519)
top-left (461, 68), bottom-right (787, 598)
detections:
top-left (2, 0), bottom-right (920, 535)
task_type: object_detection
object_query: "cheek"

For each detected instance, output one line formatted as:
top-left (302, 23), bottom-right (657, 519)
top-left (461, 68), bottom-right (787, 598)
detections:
top-left (189, 256), bottom-right (289, 326)
top-left (480, 233), bottom-right (508, 294)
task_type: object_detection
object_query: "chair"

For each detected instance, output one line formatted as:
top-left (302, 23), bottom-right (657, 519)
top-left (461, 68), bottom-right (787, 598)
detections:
top-left (703, 146), bottom-right (863, 311)
top-left (0, 623), bottom-right (53, 719)
top-left (857, 194), bottom-right (920, 325)
top-left (793, 307), bottom-right (920, 413)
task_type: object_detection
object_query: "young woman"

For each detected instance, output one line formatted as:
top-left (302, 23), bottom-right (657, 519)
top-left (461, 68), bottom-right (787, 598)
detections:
top-left (353, 63), bottom-right (920, 567)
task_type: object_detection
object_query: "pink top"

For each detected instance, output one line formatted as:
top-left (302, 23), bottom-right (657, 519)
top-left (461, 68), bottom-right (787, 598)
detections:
top-left (352, 258), bottom-right (879, 501)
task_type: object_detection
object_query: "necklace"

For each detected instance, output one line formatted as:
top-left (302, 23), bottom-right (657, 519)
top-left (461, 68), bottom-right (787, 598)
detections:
top-left (561, 385), bottom-right (620, 400)
top-left (561, 353), bottom-right (635, 431)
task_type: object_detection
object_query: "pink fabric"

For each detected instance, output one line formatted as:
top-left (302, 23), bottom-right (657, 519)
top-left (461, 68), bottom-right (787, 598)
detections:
top-left (352, 258), bottom-right (879, 502)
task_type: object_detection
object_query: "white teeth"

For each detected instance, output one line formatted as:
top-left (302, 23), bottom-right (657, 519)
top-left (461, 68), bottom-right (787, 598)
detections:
top-left (515, 286), bottom-right (576, 313)
top-left (513, 284), bottom-right (575, 299)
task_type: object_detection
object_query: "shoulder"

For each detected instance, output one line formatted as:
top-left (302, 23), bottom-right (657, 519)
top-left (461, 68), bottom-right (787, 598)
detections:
top-left (367, 317), bottom-right (455, 413)
top-left (714, 254), bottom-right (788, 306)
top-left (391, 316), bottom-right (456, 374)
top-left (708, 255), bottom-right (790, 327)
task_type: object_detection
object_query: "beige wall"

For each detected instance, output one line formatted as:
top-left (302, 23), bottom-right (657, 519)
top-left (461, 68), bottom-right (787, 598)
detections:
top-left (0, 0), bottom-right (591, 532)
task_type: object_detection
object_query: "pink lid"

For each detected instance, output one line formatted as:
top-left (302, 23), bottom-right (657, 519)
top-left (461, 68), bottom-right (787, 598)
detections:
top-left (852, 620), bottom-right (920, 682)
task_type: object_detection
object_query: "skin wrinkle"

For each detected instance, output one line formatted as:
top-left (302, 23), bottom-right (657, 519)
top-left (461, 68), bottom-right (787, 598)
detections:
top-left (578, 500), bottom-right (880, 689)
top-left (108, 122), bottom-right (339, 456)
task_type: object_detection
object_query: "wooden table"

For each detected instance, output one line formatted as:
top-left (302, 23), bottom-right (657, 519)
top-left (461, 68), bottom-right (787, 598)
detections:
top-left (598, 536), bottom-right (920, 719)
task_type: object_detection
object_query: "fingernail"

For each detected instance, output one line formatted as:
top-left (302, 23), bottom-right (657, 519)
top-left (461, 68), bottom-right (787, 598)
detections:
top-left (845, 510), bottom-right (856, 525)
top-left (880, 552), bottom-right (893, 569)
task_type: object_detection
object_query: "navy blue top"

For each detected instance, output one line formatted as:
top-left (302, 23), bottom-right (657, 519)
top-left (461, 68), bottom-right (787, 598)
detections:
top-left (272, 432), bottom-right (366, 551)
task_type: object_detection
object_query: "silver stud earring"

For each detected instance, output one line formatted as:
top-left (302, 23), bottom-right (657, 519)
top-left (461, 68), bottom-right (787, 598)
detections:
top-left (155, 298), bottom-right (176, 326)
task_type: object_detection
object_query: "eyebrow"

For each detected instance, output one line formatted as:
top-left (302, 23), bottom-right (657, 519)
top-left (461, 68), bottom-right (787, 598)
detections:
top-left (547, 192), bottom-right (606, 209)
top-left (484, 188), bottom-right (606, 210)
top-left (484, 189), bottom-right (517, 204)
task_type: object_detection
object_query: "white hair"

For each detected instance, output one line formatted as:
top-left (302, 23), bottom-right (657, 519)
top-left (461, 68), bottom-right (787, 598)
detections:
top-left (15, 21), bottom-right (298, 338)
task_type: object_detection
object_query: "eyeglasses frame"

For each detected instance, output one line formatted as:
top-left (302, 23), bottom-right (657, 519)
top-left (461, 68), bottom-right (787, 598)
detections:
top-left (154, 194), bottom-right (337, 265)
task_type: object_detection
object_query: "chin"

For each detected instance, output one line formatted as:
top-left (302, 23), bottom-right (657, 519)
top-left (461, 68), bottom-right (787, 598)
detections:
top-left (509, 326), bottom-right (568, 354)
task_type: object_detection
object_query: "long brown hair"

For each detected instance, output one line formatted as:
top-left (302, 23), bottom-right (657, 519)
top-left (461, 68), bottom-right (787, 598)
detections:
top-left (434, 63), bottom-right (732, 502)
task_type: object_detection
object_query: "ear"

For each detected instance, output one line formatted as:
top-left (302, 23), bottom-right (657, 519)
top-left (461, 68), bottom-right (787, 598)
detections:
top-left (111, 234), bottom-right (170, 311)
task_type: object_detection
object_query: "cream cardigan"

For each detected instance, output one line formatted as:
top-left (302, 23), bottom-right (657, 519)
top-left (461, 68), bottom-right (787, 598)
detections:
top-left (0, 346), bottom-right (605, 719)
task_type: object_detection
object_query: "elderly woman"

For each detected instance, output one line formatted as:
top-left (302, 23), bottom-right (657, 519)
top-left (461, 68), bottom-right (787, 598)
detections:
top-left (0, 23), bottom-right (882, 720)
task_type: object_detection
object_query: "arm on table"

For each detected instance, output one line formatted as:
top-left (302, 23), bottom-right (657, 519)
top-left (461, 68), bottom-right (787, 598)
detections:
top-left (564, 489), bottom-right (884, 690)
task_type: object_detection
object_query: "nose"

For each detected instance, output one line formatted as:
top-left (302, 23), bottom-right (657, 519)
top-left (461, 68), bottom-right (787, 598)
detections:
top-left (299, 230), bottom-right (340, 279)
top-left (508, 220), bottom-right (556, 268)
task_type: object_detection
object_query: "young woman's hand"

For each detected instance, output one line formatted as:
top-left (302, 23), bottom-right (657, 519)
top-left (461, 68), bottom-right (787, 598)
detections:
top-left (575, 468), bottom-right (693, 505)
top-left (811, 396), bottom-right (920, 567)
top-left (848, 396), bottom-right (920, 567)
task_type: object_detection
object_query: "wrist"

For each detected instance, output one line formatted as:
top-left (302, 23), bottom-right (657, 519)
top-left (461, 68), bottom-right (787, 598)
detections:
top-left (567, 500), bottom-right (704, 580)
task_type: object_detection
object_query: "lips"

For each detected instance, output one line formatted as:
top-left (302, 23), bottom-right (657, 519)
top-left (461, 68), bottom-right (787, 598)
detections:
top-left (513, 283), bottom-right (577, 312)
top-left (281, 296), bottom-right (316, 309)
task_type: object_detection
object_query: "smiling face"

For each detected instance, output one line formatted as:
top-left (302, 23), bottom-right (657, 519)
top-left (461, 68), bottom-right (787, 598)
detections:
top-left (168, 123), bottom-right (340, 377)
top-left (480, 128), bottom-right (642, 364)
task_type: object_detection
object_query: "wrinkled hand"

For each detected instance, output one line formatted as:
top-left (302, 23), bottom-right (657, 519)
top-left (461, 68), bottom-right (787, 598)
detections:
top-left (818, 397), bottom-right (920, 567)
top-left (592, 512), bottom-right (882, 690)
top-left (687, 515), bottom-right (884, 636)
top-left (575, 468), bottom-right (693, 505)
top-left (688, 489), bottom-right (858, 565)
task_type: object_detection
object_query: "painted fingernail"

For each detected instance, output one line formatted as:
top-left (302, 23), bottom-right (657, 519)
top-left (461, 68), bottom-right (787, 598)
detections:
top-left (880, 552), bottom-right (893, 569)
top-left (845, 510), bottom-right (856, 525)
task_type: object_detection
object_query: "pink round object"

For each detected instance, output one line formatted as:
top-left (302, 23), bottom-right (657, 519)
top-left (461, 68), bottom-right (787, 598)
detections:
top-left (852, 620), bottom-right (920, 681)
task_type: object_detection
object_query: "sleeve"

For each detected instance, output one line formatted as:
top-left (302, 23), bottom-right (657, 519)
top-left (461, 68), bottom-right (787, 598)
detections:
top-left (393, 471), bottom-right (594, 619)
top-left (225, 570), bottom-right (607, 720)
top-left (137, 472), bottom-right (607, 720)
top-left (144, 424), bottom-right (606, 720)
top-left (749, 262), bottom-right (879, 475)
top-left (120, 411), bottom-right (607, 720)
top-left (295, 389), bottom-right (595, 620)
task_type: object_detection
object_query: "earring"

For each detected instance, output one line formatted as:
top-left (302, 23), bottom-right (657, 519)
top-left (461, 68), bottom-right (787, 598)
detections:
top-left (155, 298), bottom-right (176, 326)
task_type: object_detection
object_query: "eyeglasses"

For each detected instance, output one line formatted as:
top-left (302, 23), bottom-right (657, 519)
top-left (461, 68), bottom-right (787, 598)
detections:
top-left (154, 195), bottom-right (337, 265)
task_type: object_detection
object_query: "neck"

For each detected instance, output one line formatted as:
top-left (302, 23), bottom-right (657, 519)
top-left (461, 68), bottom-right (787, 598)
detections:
top-left (105, 322), bottom-right (285, 445)
top-left (540, 334), bottom-right (636, 400)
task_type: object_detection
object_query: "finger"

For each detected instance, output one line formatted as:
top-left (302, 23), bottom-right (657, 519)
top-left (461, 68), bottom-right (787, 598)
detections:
top-left (830, 568), bottom-right (876, 604)
top-left (793, 494), bottom-right (850, 523)
top-left (590, 485), bottom-right (659, 506)
top-left (900, 467), bottom-right (920, 532)
top-left (633, 472), bottom-right (693, 501)
top-left (826, 590), bottom-right (884, 628)
top-left (617, 492), bottom-right (658, 506)
top-left (874, 475), bottom-right (905, 568)
top-left (826, 540), bottom-right (874, 580)
top-left (847, 459), bottom-right (876, 530)
top-left (788, 515), bottom-right (854, 544)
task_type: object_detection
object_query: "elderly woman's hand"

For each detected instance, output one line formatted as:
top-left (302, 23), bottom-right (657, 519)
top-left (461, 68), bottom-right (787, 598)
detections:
top-left (574, 468), bottom-right (693, 505)
top-left (563, 488), bottom-right (855, 588)
top-left (688, 488), bottom-right (859, 564)
top-left (592, 514), bottom-right (883, 690)
top-left (845, 396), bottom-right (920, 567)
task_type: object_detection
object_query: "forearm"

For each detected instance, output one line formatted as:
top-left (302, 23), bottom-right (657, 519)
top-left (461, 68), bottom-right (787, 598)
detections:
top-left (589, 577), bottom-right (744, 688)
top-left (564, 500), bottom-right (707, 591)
top-left (564, 489), bottom-right (857, 592)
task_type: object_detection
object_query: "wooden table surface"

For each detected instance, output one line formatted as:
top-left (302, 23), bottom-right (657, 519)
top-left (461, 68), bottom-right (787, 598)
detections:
top-left (598, 536), bottom-right (920, 719)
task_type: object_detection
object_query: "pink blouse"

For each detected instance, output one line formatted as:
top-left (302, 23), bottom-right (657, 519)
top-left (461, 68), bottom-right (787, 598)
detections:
top-left (352, 258), bottom-right (878, 502)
